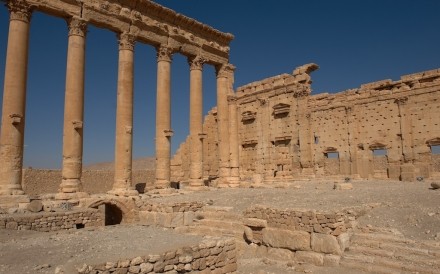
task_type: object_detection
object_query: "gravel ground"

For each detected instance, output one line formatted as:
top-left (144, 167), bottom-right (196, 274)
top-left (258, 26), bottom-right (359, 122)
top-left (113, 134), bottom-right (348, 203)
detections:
top-left (1, 179), bottom-right (439, 274)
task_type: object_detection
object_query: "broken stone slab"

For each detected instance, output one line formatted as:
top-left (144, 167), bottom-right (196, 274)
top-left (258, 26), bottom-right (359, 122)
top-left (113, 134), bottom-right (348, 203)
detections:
top-left (27, 200), bottom-right (43, 213)
top-left (334, 182), bottom-right (353, 190)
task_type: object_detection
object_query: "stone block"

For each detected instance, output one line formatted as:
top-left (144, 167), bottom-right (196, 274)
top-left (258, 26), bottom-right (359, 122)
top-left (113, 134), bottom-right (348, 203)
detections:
top-left (311, 233), bottom-right (341, 255)
top-left (6, 221), bottom-right (18, 230)
top-left (323, 254), bottom-right (340, 266)
top-left (183, 211), bottom-right (195, 226)
top-left (244, 218), bottom-right (267, 228)
top-left (138, 211), bottom-right (156, 226)
top-left (267, 247), bottom-right (295, 261)
top-left (431, 182), bottom-right (440, 189)
top-left (262, 227), bottom-right (310, 251)
top-left (333, 183), bottom-right (353, 190)
top-left (171, 212), bottom-right (184, 228)
top-left (337, 232), bottom-right (351, 252)
top-left (295, 251), bottom-right (324, 266)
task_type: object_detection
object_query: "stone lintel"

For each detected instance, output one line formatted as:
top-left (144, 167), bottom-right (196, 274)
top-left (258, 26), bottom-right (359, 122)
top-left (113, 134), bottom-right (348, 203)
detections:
top-left (23, 0), bottom-right (232, 64)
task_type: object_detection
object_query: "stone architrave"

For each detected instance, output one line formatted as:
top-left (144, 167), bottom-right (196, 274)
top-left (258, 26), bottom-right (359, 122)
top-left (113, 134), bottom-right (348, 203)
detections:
top-left (109, 32), bottom-right (138, 196)
top-left (216, 64), bottom-right (235, 187)
top-left (188, 56), bottom-right (205, 188)
top-left (0, 0), bottom-right (32, 195)
top-left (155, 45), bottom-right (174, 189)
top-left (57, 17), bottom-right (88, 199)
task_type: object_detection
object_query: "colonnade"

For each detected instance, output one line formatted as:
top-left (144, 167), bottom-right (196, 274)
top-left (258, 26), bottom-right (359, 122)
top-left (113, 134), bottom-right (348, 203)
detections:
top-left (0, 0), bottom-right (238, 198)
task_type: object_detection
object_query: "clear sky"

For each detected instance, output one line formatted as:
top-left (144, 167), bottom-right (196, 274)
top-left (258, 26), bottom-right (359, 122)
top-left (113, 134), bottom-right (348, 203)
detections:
top-left (0, 0), bottom-right (439, 169)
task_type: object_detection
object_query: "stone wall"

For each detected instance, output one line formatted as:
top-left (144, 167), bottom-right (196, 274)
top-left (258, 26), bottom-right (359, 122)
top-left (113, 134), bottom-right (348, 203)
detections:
top-left (138, 201), bottom-right (205, 228)
top-left (242, 206), bottom-right (357, 267)
top-left (0, 209), bottom-right (102, 231)
top-left (79, 237), bottom-right (237, 274)
top-left (171, 66), bottom-right (440, 183)
top-left (22, 169), bottom-right (155, 195)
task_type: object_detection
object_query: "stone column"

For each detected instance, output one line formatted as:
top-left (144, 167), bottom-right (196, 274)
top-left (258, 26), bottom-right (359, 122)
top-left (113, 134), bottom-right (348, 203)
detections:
top-left (57, 17), bottom-right (88, 200)
top-left (0, 1), bottom-right (32, 195)
top-left (109, 32), bottom-right (138, 196)
top-left (188, 56), bottom-right (205, 188)
top-left (155, 45), bottom-right (173, 189)
top-left (228, 94), bottom-right (240, 186)
top-left (215, 64), bottom-right (234, 187)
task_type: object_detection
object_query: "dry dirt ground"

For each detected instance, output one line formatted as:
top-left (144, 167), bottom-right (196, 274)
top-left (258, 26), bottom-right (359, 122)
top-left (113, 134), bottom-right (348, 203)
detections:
top-left (1, 180), bottom-right (439, 274)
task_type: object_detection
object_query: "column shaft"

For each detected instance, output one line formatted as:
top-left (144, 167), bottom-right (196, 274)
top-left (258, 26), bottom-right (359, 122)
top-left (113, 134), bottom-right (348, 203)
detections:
top-left (0, 2), bottom-right (31, 195)
top-left (228, 95), bottom-right (240, 185)
top-left (110, 32), bottom-right (138, 196)
top-left (188, 56), bottom-right (204, 187)
top-left (155, 46), bottom-right (173, 189)
top-left (216, 64), bottom-right (234, 187)
top-left (59, 18), bottom-right (87, 197)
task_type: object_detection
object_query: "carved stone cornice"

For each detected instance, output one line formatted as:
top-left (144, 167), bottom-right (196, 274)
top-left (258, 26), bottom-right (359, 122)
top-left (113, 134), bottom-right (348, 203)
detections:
top-left (7, 0), bottom-right (32, 23)
top-left (188, 56), bottom-right (205, 71)
top-left (215, 63), bottom-right (235, 78)
top-left (156, 45), bottom-right (173, 62)
top-left (118, 32), bottom-right (136, 51)
top-left (67, 17), bottom-right (87, 37)
top-left (293, 87), bottom-right (310, 98)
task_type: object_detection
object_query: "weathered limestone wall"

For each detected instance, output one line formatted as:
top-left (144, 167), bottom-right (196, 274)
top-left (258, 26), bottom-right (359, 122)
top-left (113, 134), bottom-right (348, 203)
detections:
top-left (79, 237), bottom-right (237, 274)
top-left (22, 169), bottom-right (155, 195)
top-left (138, 201), bottom-right (204, 228)
top-left (242, 206), bottom-right (357, 267)
top-left (0, 209), bottom-right (102, 231)
top-left (171, 66), bottom-right (440, 183)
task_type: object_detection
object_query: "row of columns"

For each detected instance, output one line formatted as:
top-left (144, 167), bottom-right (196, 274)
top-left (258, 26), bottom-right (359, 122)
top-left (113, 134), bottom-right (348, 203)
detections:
top-left (0, 1), bottom-right (238, 197)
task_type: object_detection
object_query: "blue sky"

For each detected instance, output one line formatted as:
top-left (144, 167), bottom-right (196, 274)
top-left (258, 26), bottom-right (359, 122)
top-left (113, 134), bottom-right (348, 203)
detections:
top-left (0, 0), bottom-right (439, 168)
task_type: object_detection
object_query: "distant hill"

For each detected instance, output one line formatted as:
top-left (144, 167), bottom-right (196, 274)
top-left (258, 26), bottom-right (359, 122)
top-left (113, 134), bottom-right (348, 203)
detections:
top-left (83, 157), bottom-right (156, 171)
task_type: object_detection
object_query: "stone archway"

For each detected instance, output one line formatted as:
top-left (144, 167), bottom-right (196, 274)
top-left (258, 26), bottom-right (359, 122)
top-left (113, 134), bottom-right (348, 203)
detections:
top-left (84, 197), bottom-right (138, 225)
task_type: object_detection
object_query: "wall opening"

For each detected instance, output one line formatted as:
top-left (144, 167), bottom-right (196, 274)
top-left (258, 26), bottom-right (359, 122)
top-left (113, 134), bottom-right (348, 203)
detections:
top-left (431, 145), bottom-right (440, 155)
top-left (102, 203), bottom-right (123, 226)
top-left (325, 152), bottom-right (339, 159)
top-left (75, 223), bottom-right (85, 229)
top-left (373, 149), bottom-right (387, 156)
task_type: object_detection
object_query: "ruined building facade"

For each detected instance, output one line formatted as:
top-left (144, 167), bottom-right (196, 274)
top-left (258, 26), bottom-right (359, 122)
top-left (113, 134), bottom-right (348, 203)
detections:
top-left (172, 65), bottom-right (440, 184)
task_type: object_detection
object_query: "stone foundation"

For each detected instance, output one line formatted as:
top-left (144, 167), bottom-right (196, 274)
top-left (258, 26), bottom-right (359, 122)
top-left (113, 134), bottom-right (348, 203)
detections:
top-left (77, 237), bottom-right (237, 274)
top-left (0, 208), bottom-right (102, 231)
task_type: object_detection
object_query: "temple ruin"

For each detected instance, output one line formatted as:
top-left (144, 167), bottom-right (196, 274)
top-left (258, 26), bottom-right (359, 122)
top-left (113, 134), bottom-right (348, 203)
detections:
top-left (1, 0), bottom-right (440, 273)
top-left (172, 65), bottom-right (440, 185)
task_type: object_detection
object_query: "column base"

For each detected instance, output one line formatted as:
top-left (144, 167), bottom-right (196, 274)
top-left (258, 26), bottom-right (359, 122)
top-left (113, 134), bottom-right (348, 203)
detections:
top-left (188, 178), bottom-right (205, 188)
top-left (59, 178), bottom-right (84, 193)
top-left (55, 191), bottom-right (89, 201)
top-left (154, 179), bottom-right (170, 189)
top-left (0, 185), bottom-right (25, 195)
top-left (107, 188), bottom-right (139, 197)
top-left (217, 177), bottom-right (240, 188)
top-left (0, 194), bottom-right (30, 209)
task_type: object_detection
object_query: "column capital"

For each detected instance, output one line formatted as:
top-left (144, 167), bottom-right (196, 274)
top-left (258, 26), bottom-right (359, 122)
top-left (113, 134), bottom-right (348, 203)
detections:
top-left (188, 55), bottom-right (205, 71)
top-left (118, 31), bottom-right (136, 51)
top-left (215, 63), bottom-right (235, 78)
top-left (7, 0), bottom-right (32, 23)
top-left (227, 94), bottom-right (237, 103)
top-left (67, 17), bottom-right (87, 37)
top-left (156, 45), bottom-right (174, 62)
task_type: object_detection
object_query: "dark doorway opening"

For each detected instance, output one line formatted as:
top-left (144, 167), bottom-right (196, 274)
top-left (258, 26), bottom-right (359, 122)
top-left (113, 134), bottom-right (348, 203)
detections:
top-left (104, 203), bottom-right (123, 226)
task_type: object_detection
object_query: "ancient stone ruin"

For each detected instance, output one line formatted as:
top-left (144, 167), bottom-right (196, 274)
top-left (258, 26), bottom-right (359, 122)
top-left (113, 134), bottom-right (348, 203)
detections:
top-left (1, 0), bottom-right (440, 274)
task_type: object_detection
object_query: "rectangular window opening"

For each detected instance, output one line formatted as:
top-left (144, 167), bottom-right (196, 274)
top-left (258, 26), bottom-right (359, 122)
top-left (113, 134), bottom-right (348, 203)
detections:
top-left (431, 145), bottom-right (440, 155)
top-left (373, 149), bottom-right (387, 156)
top-left (325, 152), bottom-right (339, 159)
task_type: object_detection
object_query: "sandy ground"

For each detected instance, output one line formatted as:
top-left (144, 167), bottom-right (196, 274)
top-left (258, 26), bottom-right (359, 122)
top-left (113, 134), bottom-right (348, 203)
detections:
top-left (1, 180), bottom-right (439, 274)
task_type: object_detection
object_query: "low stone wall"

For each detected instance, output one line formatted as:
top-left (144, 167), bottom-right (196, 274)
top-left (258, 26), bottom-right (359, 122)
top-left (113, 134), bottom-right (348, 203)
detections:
top-left (242, 206), bottom-right (358, 266)
top-left (0, 209), bottom-right (102, 231)
top-left (79, 237), bottom-right (237, 274)
top-left (138, 201), bottom-right (205, 228)
top-left (22, 169), bottom-right (155, 195)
